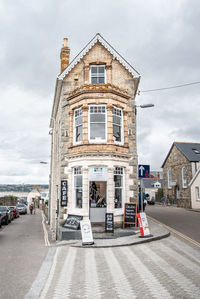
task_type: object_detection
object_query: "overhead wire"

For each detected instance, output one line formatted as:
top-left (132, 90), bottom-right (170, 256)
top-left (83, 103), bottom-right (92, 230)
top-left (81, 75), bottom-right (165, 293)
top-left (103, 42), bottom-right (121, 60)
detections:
top-left (138, 81), bottom-right (200, 94)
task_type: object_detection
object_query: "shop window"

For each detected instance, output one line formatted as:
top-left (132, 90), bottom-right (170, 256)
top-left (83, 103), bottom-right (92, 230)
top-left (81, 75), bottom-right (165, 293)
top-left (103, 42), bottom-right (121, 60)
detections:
top-left (74, 108), bottom-right (82, 144)
top-left (74, 167), bottom-right (82, 208)
top-left (167, 169), bottom-right (172, 189)
top-left (195, 186), bottom-right (200, 200)
top-left (113, 107), bottom-right (123, 144)
top-left (90, 65), bottom-right (105, 84)
top-left (114, 167), bottom-right (124, 209)
top-left (89, 105), bottom-right (106, 142)
top-left (182, 166), bottom-right (187, 188)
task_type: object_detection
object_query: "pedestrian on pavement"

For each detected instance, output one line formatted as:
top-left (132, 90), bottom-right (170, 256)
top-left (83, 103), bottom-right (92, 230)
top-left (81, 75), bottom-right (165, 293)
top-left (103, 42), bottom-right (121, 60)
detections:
top-left (162, 196), bottom-right (166, 206)
top-left (33, 205), bottom-right (36, 214)
top-left (29, 203), bottom-right (33, 215)
top-left (138, 188), bottom-right (146, 212)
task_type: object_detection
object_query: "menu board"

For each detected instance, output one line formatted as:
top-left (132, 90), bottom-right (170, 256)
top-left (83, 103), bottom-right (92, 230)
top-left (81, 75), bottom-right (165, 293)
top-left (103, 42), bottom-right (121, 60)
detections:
top-left (123, 203), bottom-right (137, 229)
top-left (105, 213), bottom-right (114, 233)
top-left (61, 180), bottom-right (68, 207)
top-left (63, 215), bottom-right (83, 230)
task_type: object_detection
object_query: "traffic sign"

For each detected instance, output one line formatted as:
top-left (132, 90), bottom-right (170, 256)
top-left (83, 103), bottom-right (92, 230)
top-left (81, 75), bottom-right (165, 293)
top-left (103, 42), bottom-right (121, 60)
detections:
top-left (138, 164), bottom-right (150, 178)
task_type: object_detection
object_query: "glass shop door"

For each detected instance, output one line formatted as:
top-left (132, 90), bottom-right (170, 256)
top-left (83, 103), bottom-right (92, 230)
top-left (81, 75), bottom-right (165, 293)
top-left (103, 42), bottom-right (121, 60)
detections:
top-left (89, 181), bottom-right (107, 223)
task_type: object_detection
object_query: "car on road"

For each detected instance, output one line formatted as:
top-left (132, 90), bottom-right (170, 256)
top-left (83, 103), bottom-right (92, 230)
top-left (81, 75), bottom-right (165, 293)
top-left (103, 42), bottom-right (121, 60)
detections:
top-left (16, 203), bottom-right (27, 214)
top-left (8, 206), bottom-right (19, 218)
top-left (0, 206), bottom-right (11, 225)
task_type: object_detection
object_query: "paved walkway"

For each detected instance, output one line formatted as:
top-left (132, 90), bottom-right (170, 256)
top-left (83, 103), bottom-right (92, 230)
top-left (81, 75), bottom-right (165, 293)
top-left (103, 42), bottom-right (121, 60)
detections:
top-left (38, 236), bottom-right (200, 298)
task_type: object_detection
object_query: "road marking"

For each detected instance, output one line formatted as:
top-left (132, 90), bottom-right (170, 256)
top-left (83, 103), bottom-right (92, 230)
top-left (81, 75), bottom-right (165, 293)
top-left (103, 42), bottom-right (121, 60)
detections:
top-left (147, 215), bottom-right (200, 248)
top-left (42, 211), bottom-right (50, 246)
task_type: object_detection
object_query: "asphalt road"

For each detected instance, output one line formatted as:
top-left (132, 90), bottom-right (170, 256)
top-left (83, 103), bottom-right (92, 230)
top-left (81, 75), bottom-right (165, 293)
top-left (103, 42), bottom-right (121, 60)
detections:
top-left (0, 209), bottom-right (49, 299)
top-left (146, 204), bottom-right (200, 243)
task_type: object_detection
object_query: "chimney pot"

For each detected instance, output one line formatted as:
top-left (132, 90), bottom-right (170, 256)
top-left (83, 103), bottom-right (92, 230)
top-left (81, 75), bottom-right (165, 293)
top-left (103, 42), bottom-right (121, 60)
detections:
top-left (60, 38), bottom-right (70, 73)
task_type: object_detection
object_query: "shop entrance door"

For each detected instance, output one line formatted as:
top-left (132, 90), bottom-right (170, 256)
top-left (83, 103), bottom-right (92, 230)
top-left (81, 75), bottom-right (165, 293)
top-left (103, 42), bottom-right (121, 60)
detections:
top-left (89, 181), bottom-right (107, 223)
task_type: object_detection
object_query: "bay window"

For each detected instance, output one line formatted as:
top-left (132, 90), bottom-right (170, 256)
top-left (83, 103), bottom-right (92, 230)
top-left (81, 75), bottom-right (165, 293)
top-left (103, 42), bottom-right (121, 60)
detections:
top-left (74, 167), bottom-right (82, 208)
top-left (113, 107), bottom-right (123, 143)
top-left (74, 108), bottom-right (82, 144)
top-left (89, 105), bottom-right (106, 142)
top-left (114, 167), bottom-right (124, 209)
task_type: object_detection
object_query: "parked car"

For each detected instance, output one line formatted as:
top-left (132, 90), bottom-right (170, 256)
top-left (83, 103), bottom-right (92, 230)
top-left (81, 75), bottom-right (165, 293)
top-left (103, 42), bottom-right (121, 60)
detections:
top-left (0, 206), bottom-right (10, 225)
top-left (0, 212), bottom-right (2, 228)
top-left (8, 206), bottom-right (19, 218)
top-left (16, 203), bottom-right (27, 214)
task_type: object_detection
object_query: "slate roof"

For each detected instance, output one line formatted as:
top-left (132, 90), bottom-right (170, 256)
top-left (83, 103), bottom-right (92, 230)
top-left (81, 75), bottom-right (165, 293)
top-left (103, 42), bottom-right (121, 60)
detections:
top-left (162, 142), bottom-right (200, 167)
top-left (141, 178), bottom-right (163, 189)
top-left (58, 33), bottom-right (140, 80)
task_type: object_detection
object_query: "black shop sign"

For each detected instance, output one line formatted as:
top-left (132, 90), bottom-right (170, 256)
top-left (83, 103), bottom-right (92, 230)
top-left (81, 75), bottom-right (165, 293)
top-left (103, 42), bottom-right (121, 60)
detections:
top-left (63, 215), bottom-right (83, 230)
top-left (61, 180), bottom-right (68, 207)
top-left (105, 213), bottom-right (114, 233)
top-left (123, 203), bottom-right (137, 229)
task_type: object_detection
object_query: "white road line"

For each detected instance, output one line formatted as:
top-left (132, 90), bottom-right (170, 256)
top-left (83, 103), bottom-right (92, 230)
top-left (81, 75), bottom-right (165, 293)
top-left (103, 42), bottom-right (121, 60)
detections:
top-left (84, 250), bottom-right (102, 299)
top-left (103, 248), bottom-right (136, 299)
top-left (121, 247), bottom-right (172, 298)
top-left (39, 247), bottom-right (60, 299)
top-left (141, 245), bottom-right (200, 297)
top-left (52, 247), bottom-right (77, 299)
top-left (148, 215), bottom-right (200, 248)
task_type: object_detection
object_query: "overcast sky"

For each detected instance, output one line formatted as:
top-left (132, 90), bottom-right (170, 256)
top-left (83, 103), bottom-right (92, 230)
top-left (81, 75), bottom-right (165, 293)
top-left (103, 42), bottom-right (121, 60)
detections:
top-left (0, 0), bottom-right (200, 184)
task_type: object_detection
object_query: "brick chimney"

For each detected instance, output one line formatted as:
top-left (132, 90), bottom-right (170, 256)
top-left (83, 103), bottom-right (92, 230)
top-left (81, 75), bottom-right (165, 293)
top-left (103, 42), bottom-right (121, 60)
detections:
top-left (60, 38), bottom-right (70, 73)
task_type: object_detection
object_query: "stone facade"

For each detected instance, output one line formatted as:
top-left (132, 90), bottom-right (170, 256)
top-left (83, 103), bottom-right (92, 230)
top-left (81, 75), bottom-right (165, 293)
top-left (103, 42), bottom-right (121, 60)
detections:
top-left (162, 143), bottom-right (200, 208)
top-left (49, 34), bottom-right (140, 239)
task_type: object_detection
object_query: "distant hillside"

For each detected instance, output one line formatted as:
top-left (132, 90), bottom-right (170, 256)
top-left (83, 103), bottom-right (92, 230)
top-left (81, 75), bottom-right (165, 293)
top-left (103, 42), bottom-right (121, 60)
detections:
top-left (0, 184), bottom-right (49, 192)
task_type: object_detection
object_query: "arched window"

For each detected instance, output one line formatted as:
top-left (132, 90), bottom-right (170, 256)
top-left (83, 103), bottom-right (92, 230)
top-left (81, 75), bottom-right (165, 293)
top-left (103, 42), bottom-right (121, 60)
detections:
top-left (167, 169), bottom-right (172, 189)
top-left (182, 166), bottom-right (187, 188)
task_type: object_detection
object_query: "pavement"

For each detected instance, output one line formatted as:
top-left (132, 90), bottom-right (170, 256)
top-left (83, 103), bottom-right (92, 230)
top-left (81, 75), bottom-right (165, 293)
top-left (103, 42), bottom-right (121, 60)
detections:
top-left (56, 218), bottom-right (170, 248)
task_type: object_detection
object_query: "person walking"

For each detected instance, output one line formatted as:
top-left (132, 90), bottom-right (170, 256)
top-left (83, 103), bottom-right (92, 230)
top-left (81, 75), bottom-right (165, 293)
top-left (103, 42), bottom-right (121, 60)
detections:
top-left (29, 203), bottom-right (33, 215)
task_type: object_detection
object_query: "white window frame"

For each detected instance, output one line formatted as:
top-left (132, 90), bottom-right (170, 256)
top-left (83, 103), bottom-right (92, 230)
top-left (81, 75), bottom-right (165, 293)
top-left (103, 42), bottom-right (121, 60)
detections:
top-left (114, 167), bottom-right (124, 210)
top-left (182, 166), bottom-right (187, 188)
top-left (73, 107), bottom-right (82, 145)
top-left (113, 107), bottom-right (124, 145)
top-left (90, 65), bottom-right (106, 84)
top-left (88, 105), bottom-right (107, 143)
top-left (167, 169), bottom-right (172, 189)
top-left (73, 167), bottom-right (83, 209)
top-left (195, 186), bottom-right (200, 201)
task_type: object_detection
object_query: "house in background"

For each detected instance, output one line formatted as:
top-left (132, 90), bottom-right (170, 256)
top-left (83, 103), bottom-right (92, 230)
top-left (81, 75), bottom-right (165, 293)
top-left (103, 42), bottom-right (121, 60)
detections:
top-left (162, 142), bottom-right (200, 208)
top-left (49, 34), bottom-right (140, 239)
top-left (141, 178), bottom-right (163, 202)
top-left (189, 167), bottom-right (200, 210)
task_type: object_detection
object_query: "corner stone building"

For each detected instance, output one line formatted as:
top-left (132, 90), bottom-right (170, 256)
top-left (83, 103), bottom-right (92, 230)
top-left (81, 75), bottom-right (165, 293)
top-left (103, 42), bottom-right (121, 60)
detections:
top-left (49, 34), bottom-right (140, 238)
top-left (162, 142), bottom-right (200, 208)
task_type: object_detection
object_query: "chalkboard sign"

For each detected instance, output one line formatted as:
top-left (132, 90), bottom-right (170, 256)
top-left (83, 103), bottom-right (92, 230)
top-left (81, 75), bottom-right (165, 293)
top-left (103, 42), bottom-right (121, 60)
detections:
top-left (63, 215), bottom-right (83, 230)
top-left (105, 213), bottom-right (114, 233)
top-left (61, 180), bottom-right (68, 207)
top-left (123, 203), bottom-right (137, 229)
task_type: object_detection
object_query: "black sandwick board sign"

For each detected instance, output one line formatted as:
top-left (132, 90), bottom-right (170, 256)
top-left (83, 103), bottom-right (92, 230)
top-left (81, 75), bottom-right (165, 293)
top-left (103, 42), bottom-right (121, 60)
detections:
top-left (123, 203), bottom-right (137, 229)
top-left (63, 215), bottom-right (83, 230)
top-left (105, 213), bottom-right (114, 233)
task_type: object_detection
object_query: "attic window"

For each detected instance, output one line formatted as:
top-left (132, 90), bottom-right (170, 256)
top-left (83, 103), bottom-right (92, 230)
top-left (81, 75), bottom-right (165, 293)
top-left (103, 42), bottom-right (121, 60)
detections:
top-left (192, 148), bottom-right (200, 154)
top-left (90, 65), bottom-right (105, 84)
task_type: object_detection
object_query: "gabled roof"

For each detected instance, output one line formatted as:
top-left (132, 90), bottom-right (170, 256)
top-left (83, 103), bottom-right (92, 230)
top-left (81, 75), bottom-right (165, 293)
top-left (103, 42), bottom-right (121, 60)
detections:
top-left (58, 33), bottom-right (140, 80)
top-left (162, 142), bottom-right (200, 168)
top-left (141, 178), bottom-right (163, 189)
top-left (189, 167), bottom-right (200, 186)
